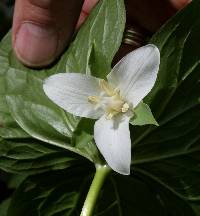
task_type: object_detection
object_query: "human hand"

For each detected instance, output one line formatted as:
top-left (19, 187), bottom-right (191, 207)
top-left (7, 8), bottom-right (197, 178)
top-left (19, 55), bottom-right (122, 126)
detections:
top-left (12, 0), bottom-right (191, 68)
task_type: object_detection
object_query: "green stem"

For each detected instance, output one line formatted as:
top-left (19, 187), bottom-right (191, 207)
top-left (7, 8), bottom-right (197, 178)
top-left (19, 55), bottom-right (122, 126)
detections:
top-left (80, 165), bottom-right (111, 216)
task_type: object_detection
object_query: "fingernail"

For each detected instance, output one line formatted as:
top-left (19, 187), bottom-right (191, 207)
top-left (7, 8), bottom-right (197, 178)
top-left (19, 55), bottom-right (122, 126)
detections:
top-left (14, 22), bottom-right (58, 67)
top-left (76, 11), bottom-right (88, 29)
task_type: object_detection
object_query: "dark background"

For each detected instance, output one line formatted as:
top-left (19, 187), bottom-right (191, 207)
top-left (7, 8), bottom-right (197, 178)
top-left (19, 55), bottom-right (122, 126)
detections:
top-left (0, 0), bottom-right (14, 39)
top-left (0, 0), bottom-right (15, 205)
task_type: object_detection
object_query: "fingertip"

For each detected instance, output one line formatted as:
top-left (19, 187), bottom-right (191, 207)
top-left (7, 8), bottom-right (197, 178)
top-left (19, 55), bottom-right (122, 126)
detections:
top-left (82, 0), bottom-right (99, 13)
top-left (170, 0), bottom-right (192, 9)
top-left (76, 0), bottom-right (99, 29)
top-left (76, 11), bottom-right (88, 29)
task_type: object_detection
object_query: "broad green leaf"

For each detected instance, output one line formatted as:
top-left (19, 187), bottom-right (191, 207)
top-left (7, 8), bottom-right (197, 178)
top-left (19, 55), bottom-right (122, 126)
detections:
top-left (7, 168), bottom-right (196, 216)
top-left (131, 0), bottom-right (200, 202)
top-left (95, 174), bottom-right (195, 216)
top-left (130, 102), bottom-right (158, 126)
top-left (0, 138), bottom-right (80, 174)
top-left (0, 112), bottom-right (28, 139)
top-left (144, 0), bottom-right (200, 117)
top-left (71, 119), bottom-right (102, 163)
top-left (5, 68), bottom-right (82, 157)
top-left (6, 173), bottom-right (27, 189)
top-left (5, 68), bottom-right (100, 162)
top-left (0, 199), bottom-right (10, 216)
top-left (7, 166), bottom-right (94, 216)
top-left (65, 0), bottom-right (125, 77)
top-left (0, 0), bottom-right (125, 163)
top-left (191, 201), bottom-right (200, 216)
top-left (0, 34), bottom-right (28, 139)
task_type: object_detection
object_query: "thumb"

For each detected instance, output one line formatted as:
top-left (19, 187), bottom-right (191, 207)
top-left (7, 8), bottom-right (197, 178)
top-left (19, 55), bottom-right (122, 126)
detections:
top-left (12, 0), bottom-right (84, 67)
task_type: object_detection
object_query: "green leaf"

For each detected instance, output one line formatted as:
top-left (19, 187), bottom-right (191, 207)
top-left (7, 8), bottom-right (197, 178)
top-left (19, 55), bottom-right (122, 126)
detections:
top-left (5, 68), bottom-right (81, 157)
top-left (0, 0), bottom-right (125, 163)
top-left (7, 169), bottom-right (196, 216)
top-left (130, 102), bottom-right (158, 126)
top-left (0, 112), bottom-right (29, 139)
top-left (131, 0), bottom-right (200, 202)
top-left (144, 0), bottom-right (200, 117)
top-left (95, 174), bottom-right (195, 216)
top-left (7, 166), bottom-right (94, 216)
top-left (0, 138), bottom-right (80, 174)
top-left (191, 201), bottom-right (200, 216)
top-left (65, 0), bottom-right (125, 77)
top-left (1, 0), bottom-right (200, 214)
top-left (0, 35), bottom-right (28, 139)
top-left (0, 199), bottom-right (11, 216)
top-left (71, 118), bottom-right (102, 163)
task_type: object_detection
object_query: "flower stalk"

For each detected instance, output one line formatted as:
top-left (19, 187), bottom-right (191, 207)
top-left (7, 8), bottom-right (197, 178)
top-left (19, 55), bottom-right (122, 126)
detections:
top-left (80, 165), bottom-right (111, 216)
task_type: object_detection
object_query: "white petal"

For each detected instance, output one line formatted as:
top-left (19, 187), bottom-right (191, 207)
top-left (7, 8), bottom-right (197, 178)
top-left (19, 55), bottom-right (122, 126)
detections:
top-left (107, 44), bottom-right (160, 107)
top-left (94, 115), bottom-right (131, 175)
top-left (43, 73), bottom-right (104, 119)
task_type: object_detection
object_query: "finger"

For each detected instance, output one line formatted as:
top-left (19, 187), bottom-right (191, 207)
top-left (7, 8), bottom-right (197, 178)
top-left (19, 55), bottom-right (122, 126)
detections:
top-left (114, 0), bottom-right (191, 64)
top-left (12, 0), bottom-right (84, 67)
top-left (170, 0), bottom-right (192, 9)
top-left (125, 0), bottom-right (176, 33)
top-left (125, 0), bottom-right (191, 35)
top-left (77, 0), bottom-right (99, 28)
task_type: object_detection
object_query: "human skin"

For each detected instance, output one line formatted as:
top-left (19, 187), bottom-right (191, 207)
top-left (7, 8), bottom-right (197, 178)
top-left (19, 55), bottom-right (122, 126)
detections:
top-left (12, 0), bottom-right (191, 68)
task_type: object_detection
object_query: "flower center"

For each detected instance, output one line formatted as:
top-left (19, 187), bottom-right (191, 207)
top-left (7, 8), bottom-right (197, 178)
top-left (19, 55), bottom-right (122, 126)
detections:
top-left (88, 80), bottom-right (129, 119)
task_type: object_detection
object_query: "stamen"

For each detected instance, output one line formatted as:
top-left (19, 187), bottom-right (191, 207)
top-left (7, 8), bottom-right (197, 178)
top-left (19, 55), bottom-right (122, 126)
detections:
top-left (106, 112), bottom-right (114, 120)
top-left (88, 96), bottom-right (100, 104)
top-left (99, 80), bottom-right (115, 96)
top-left (105, 109), bottom-right (118, 120)
top-left (121, 103), bottom-right (129, 113)
top-left (89, 80), bottom-right (129, 118)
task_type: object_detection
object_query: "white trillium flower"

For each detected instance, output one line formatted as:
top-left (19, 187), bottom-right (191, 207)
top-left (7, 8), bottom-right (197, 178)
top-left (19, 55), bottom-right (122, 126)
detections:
top-left (43, 44), bottom-right (160, 175)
